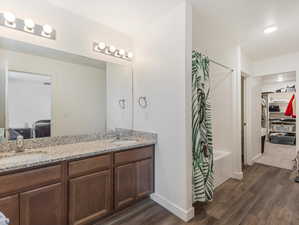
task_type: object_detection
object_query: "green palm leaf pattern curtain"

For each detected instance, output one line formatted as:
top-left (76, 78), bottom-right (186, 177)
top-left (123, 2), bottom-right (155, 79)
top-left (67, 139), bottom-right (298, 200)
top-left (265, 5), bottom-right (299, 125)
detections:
top-left (192, 50), bottom-right (214, 202)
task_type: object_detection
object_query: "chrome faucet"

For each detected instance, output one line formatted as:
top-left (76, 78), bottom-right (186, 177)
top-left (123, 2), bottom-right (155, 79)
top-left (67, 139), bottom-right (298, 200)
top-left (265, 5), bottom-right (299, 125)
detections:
top-left (115, 133), bottom-right (121, 140)
top-left (16, 135), bottom-right (25, 153)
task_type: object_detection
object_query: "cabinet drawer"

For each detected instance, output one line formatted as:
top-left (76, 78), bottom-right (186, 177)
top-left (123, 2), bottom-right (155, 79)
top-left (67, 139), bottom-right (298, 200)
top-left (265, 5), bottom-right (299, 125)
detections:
top-left (114, 146), bottom-right (153, 166)
top-left (0, 165), bottom-right (62, 195)
top-left (69, 154), bottom-right (112, 177)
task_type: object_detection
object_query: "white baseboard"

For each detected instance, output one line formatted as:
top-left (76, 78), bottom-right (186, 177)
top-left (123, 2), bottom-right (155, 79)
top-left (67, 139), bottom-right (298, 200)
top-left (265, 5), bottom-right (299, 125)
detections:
top-left (150, 193), bottom-right (194, 222)
top-left (252, 153), bottom-right (262, 162)
top-left (247, 153), bottom-right (262, 166)
top-left (232, 171), bottom-right (243, 180)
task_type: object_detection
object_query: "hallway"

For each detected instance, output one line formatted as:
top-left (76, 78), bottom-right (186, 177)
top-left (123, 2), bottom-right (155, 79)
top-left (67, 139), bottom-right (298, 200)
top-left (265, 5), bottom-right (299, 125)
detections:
top-left (98, 164), bottom-right (299, 225)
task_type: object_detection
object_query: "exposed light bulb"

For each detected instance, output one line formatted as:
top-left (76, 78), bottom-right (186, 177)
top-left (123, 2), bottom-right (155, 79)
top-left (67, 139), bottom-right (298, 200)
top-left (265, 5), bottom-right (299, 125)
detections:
top-left (94, 44), bottom-right (101, 52)
top-left (24, 19), bottom-right (35, 32)
top-left (98, 42), bottom-right (106, 50)
top-left (127, 52), bottom-right (134, 59)
top-left (119, 49), bottom-right (125, 57)
top-left (3, 12), bottom-right (16, 27)
top-left (264, 26), bottom-right (278, 34)
top-left (93, 42), bottom-right (132, 61)
top-left (109, 45), bottom-right (116, 53)
top-left (42, 24), bottom-right (53, 37)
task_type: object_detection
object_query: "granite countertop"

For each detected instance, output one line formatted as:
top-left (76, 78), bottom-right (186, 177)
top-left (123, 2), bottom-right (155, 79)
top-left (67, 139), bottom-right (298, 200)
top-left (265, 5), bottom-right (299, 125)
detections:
top-left (0, 137), bottom-right (156, 173)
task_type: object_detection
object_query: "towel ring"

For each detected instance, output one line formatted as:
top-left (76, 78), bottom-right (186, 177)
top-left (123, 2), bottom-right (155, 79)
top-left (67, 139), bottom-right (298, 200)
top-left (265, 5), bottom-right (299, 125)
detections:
top-left (118, 99), bottom-right (126, 109)
top-left (138, 96), bottom-right (148, 108)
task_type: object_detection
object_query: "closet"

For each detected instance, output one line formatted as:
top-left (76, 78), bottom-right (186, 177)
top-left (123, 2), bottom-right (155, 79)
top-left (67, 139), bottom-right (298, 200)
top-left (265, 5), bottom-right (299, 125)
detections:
top-left (263, 91), bottom-right (296, 145)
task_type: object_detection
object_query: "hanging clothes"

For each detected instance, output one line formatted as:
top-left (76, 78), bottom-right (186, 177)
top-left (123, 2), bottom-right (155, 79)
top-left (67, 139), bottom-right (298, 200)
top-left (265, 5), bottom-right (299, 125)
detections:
top-left (285, 94), bottom-right (296, 118)
top-left (192, 50), bottom-right (214, 202)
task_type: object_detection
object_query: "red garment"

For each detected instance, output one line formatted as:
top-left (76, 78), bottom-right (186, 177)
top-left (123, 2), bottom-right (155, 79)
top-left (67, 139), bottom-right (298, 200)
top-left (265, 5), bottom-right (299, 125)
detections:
top-left (285, 94), bottom-right (296, 118)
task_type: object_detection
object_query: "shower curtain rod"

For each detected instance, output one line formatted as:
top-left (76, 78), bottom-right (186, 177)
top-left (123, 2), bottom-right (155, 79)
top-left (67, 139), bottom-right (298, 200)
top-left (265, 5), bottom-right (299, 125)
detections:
top-left (209, 59), bottom-right (234, 72)
top-left (193, 49), bottom-right (235, 72)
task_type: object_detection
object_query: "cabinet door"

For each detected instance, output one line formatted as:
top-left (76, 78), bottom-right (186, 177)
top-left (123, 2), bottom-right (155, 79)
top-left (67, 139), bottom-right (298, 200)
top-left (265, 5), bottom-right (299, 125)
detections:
top-left (0, 195), bottom-right (19, 225)
top-left (20, 183), bottom-right (64, 225)
top-left (114, 163), bottom-right (136, 209)
top-left (69, 170), bottom-right (112, 225)
top-left (136, 159), bottom-right (154, 198)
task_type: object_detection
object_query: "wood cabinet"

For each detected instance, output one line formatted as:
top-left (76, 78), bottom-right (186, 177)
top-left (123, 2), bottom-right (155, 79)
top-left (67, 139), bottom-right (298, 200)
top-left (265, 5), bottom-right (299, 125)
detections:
top-left (136, 159), bottom-right (153, 198)
top-left (114, 147), bottom-right (154, 209)
top-left (0, 165), bottom-right (62, 196)
top-left (114, 163), bottom-right (137, 209)
top-left (0, 195), bottom-right (19, 225)
top-left (69, 170), bottom-right (112, 225)
top-left (20, 183), bottom-right (64, 225)
top-left (0, 145), bottom-right (154, 225)
top-left (68, 154), bottom-right (111, 177)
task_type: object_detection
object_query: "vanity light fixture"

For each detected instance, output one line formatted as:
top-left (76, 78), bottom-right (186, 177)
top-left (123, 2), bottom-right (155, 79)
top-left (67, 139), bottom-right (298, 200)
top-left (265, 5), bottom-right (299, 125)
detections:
top-left (93, 42), bottom-right (133, 61)
top-left (0, 12), bottom-right (56, 40)
top-left (24, 18), bottom-right (35, 33)
top-left (119, 49), bottom-right (125, 57)
top-left (3, 12), bottom-right (16, 28)
top-left (127, 52), bottom-right (134, 59)
top-left (42, 24), bottom-right (53, 37)
top-left (109, 45), bottom-right (116, 53)
top-left (98, 42), bottom-right (106, 50)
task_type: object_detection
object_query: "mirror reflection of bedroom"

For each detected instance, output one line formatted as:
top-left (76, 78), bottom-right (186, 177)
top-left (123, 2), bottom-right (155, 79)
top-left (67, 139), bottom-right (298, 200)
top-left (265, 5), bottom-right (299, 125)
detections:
top-left (258, 72), bottom-right (296, 169)
top-left (7, 71), bottom-right (51, 140)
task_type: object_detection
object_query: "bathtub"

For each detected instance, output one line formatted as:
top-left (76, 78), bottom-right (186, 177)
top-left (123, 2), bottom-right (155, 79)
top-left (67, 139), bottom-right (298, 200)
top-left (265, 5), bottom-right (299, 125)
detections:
top-left (214, 151), bottom-right (232, 187)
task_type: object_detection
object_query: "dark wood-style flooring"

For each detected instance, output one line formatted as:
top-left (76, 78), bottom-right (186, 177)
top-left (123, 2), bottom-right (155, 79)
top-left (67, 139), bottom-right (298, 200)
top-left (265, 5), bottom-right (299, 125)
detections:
top-left (96, 164), bottom-right (299, 225)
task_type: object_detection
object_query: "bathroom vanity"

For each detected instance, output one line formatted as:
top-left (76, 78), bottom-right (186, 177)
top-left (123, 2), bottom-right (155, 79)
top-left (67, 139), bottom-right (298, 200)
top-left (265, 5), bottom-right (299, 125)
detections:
top-left (0, 142), bottom-right (154, 225)
top-left (0, 19), bottom-right (154, 224)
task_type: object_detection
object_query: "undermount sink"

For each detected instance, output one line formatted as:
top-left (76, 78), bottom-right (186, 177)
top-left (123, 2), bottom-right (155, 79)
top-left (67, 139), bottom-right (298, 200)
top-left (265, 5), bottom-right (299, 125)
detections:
top-left (111, 139), bottom-right (139, 146)
top-left (0, 151), bottom-right (47, 164)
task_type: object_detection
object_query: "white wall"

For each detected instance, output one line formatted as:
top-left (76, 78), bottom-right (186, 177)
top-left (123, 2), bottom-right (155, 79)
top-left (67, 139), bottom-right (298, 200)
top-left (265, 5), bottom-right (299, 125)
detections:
top-left (253, 52), bottom-right (299, 76)
top-left (241, 51), bottom-right (253, 75)
top-left (245, 76), bottom-right (262, 164)
top-left (0, 0), bottom-right (133, 65)
top-left (133, 1), bottom-right (193, 221)
top-left (192, 8), bottom-right (243, 179)
top-left (106, 63), bottom-right (133, 130)
top-left (0, 49), bottom-right (107, 136)
top-left (8, 72), bottom-right (51, 128)
top-left (0, 62), bottom-right (6, 128)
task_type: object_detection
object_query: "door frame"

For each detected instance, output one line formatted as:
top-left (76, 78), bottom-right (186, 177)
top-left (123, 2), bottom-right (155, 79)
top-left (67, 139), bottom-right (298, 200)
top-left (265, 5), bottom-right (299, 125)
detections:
top-left (241, 72), bottom-right (249, 166)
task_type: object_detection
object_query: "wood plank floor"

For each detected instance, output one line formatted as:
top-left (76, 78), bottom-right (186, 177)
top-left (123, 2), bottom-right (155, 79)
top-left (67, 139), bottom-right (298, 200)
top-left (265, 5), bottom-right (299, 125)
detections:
top-left (95, 164), bottom-right (299, 225)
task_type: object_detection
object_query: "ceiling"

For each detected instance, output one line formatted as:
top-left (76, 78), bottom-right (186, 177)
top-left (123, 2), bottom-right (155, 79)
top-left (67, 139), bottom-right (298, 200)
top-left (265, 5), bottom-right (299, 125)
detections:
top-left (191, 0), bottom-right (299, 61)
top-left (46, 0), bottom-right (299, 62)
top-left (45, 0), bottom-right (183, 36)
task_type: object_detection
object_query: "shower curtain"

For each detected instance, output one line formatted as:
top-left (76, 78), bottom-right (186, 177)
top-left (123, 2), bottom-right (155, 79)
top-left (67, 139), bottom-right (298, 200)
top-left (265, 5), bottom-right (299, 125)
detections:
top-left (192, 50), bottom-right (214, 202)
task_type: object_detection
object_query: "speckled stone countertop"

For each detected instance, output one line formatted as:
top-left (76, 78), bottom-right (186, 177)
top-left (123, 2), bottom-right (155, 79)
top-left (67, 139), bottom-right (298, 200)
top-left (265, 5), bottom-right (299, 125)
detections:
top-left (0, 133), bottom-right (157, 173)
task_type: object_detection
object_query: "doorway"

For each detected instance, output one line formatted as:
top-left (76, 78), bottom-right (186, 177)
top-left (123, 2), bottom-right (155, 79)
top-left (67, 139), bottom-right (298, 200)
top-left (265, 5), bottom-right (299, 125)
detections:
top-left (241, 72), bottom-right (249, 168)
top-left (241, 74), bottom-right (246, 168)
top-left (251, 72), bottom-right (297, 170)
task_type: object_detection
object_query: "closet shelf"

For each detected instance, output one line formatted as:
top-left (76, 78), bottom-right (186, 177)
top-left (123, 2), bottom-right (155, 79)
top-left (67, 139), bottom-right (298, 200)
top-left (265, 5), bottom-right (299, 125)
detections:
top-left (269, 101), bottom-right (289, 104)
top-left (270, 131), bottom-right (296, 134)
top-left (269, 112), bottom-right (285, 114)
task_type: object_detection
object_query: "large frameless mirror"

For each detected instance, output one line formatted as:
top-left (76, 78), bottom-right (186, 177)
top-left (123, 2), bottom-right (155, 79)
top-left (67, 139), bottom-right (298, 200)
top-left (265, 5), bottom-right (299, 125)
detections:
top-left (0, 48), bottom-right (133, 141)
